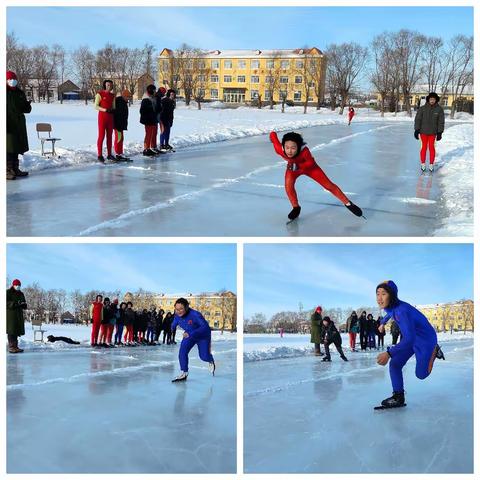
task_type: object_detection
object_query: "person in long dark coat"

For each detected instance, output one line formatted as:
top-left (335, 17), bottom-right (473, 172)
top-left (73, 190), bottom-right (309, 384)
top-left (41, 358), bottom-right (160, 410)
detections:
top-left (113, 89), bottom-right (131, 161)
top-left (310, 306), bottom-right (324, 356)
top-left (6, 279), bottom-right (27, 353)
top-left (6, 71), bottom-right (31, 180)
top-left (160, 89), bottom-right (176, 150)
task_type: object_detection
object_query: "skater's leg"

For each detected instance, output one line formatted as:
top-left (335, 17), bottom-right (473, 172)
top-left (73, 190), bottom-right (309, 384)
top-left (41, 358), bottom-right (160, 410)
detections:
top-left (197, 337), bottom-right (215, 363)
top-left (333, 337), bottom-right (348, 360)
top-left (306, 166), bottom-right (350, 205)
top-left (323, 341), bottom-right (331, 360)
top-left (152, 125), bottom-right (158, 149)
top-left (179, 337), bottom-right (196, 372)
top-left (285, 170), bottom-right (300, 207)
top-left (415, 332), bottom-right (438, 379)
top-left (419, 134), bottom-right (429, 165)
top-left (428, 135), bottom-right (436, 165)
top-left (105, 115), bottom-right (114, 156)
top-left (389, 347), bottom-right (414, 392)
top-left (97, 113), bottom-right (107, 157)
top-left (114, 130), bottom-right (123, 155)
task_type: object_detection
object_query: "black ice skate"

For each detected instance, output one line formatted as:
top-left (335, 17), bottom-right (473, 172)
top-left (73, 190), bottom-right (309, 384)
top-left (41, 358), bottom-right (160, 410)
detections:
top-left (340, 354), bottom-right (349, 362)
top-left (345, 202), bottom-right (363, 217)
top-left (375, 391), bottom-right (406, 410)
top-left (288, 206), bottom-right (301, 220)
top-left (209, 361), bottom-right (216, 376)
top-left (322, 356), bottom-right (331, 362)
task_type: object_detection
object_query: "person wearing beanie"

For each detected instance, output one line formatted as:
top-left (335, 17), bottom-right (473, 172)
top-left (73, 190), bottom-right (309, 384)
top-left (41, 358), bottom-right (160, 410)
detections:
top-left (99, 297), bottom-right (114, 347)
top-left (160, 89), bottom-right (176, 151)
top-left (154, 87), bottom-right (167, 151)
top-left (140, 84), bottom-right (161, 156)
top-left (6, 279), bottom-right (27, 353)
top-left (310, 306), bottom-right (324, 356)
top-left (414, 92), bottom-right (445, 172)
top-left (113, 89), bottom-right (131, 161)
top-left (269, 130), bottom-right (363, 221)
top-left (6, 70), bottom-right (31, 180)
top-left (95, 79), bottom-right (116, 163)
top-left (88, 294), bottom-right (104, 346)
top-left (375, 280), bottom-right (445, 409)
top-left (171, 298), bottom-right (215, 382)
top-left (320, 316), bottom-right (348, 362)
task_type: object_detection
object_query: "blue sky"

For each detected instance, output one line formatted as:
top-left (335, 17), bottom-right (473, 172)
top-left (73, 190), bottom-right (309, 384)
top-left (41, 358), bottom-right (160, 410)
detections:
top-left (7, 6), bottom-right (473, 51)
top-left (244, 244), bottom-right (473, 319)
top-left (7, 243), bottom-right (236, 294)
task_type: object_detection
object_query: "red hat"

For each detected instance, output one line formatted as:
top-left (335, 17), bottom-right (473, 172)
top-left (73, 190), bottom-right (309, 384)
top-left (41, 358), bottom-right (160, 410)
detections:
top-left (113, 298), bottom-right (119, 304)
top-left (7, 71), bottom-right (17, 81)
top-left (12, 279), bottom-right (21, 286)
top-left (315, 306), bottom-right (322, 313)
top-left (159, 87), bottom-right (166, 94)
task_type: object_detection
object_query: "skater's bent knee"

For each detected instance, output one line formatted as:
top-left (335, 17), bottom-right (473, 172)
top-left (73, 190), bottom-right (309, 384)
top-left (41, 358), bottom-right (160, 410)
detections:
top-left (415, 370), bottom-right (430, 380)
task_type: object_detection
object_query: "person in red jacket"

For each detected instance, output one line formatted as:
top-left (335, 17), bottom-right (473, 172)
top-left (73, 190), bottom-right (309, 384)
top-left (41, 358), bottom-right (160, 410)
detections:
top-left (348, 107), bottom-right (355, 125)
top-left (95, 79), bottom-right (116, 163)
top-left (270, 131), bottom-right (363, 220)
top-left (89, 294), bottom-right (104, 346)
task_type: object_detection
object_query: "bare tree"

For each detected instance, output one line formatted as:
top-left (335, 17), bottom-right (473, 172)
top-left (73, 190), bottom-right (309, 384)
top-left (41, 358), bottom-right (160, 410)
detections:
top-left (422, 36), bottom-right (443, 92)
top-left (294, 49), bottom-right (315, 114)
top-left (7, 33), bottom-right (35, 92)
top-left (72, 46), bottom-right (96, 104)
top-left (325, 42), bottom-right (368, 114)
top-left (308, 52), bottom-right (328, 110)
top-left (371, 33), bottom-right (395, 117)
top-left (125, 47), bottom-right (145, 100)
top-left (263, 51), bottom-right (284, 110)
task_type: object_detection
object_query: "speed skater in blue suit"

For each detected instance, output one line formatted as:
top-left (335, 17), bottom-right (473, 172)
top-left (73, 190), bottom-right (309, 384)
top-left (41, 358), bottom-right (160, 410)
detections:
top-left (375, 280), bottom-right (445, 409)
top-left (171, 297), bottom-right (215, 382)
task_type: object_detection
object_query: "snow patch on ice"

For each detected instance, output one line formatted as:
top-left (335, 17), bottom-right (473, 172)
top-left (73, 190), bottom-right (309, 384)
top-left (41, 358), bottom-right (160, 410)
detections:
top-left (395, 197), bottom-right (437, 205)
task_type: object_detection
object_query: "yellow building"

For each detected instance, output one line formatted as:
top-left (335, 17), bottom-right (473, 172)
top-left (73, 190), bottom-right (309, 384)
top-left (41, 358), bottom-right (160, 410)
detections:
top-left (416, 300), bottom-right (474, 331)
top-left (158, 47), bottom-right (326, 105)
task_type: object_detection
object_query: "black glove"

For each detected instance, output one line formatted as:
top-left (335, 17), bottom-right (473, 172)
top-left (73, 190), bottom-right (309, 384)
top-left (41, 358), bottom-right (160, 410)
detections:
top-left (414, 130), bottom-right (420, 140)
top-left (106, 108), bottom-right (114, 114)
top-left (436, 132), bottom-right (442, 141)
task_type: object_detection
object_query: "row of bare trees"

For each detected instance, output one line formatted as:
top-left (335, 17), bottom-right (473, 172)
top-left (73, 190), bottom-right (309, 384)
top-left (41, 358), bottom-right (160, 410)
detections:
top-left (7, 33), bottom-right (155, 104)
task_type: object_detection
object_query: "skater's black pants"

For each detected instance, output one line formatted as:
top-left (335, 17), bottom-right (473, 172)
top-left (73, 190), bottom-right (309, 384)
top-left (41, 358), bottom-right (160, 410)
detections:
top-left (377, 335), bottom-right (385, 348)
top-left (163, 330), bottom-right (171, 344)
top-left (324, 337), bottom-right (345, 360)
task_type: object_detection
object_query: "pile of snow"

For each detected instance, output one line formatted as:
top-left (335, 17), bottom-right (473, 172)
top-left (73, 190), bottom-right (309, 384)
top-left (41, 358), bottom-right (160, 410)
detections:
top-left (21, 101), bottom-right (473, 173)
top-left (17, 322), bottom-right (236, 352)
top-left (434, 123), bottom-right (474, 235)
top-left (244, 331), bottom-right (473, 362)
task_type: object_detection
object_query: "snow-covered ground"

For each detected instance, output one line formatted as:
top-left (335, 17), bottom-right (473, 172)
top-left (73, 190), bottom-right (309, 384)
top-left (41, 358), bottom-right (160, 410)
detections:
top-left (7, 324), bottom-right (236, 473)
top-left (244, 333), bottom-right (473, 473)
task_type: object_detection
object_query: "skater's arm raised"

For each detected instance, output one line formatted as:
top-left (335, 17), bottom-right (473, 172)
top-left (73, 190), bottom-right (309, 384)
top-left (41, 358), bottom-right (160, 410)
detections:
top-left (269, 131), bottom-right (287, 158)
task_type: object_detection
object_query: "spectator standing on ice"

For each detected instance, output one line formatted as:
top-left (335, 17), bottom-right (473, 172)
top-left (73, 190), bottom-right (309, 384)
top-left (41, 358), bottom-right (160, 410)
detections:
top-left (155, 308), bottom-right (164, 342)
top-left (269, 131), bottom-right (363, 221)
top-left (321, 316), bottom-right (348, 362)
top-left (310, 306), bottom-right (324, 356)
top-left (375, 280), bottom-right (444, 409)
top-left (366, 313), bottom-right (377, 349)
top-left (376, 315), bottom-right (385, 350)
top-left (171, 298), bottom-right (215, 382)
top-left (115, 302), bottom-right (127, 345)
top-left (391, 319), bottom-right (401, 345)
top-left (414, 92), bottom-right (445, 172)
top-left (6, 279), bottom-right (27, 354)
top-left (113, 89), bottom-right (131, 161)
top-left (123, 301), bottom-right (135, 345)
top-left (160, 89), bottom-right (176, 151)
top-left (146, 307), bottom-right (155, 344)
top-left (359, 311), bottom-right (368, 351)
top-left (89, 294), bottom-right (103, 346)
top-left (99, 297), bottom-right (113, 347)
top-left (163, 312), bottom-right (173, 344)
top-left (348, 106), bottom-right (355, 125)
top-left (140, 84), bottom-right (160, 156)
top-left (155, 87), bottom-right (167, 150)
top-left (107, 299), bottom-right (118, 346)
top-left (95, 79), bottom-right (116, 163)
top-left (6, 70), bottom-right (31, 180)
top-left (345, 310), bottom-right (359, 352)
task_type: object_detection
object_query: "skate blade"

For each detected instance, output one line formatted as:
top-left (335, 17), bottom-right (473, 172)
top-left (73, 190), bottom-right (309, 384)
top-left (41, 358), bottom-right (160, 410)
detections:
top-left (172, 377), bottom-right (187, 383)
top-left (374, 403), bottom-right (407, 410)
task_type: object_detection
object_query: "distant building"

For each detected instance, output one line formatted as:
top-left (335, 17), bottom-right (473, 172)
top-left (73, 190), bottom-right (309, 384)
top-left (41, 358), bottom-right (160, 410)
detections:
top-left (57, 80), bottom-right (81, 101)
top-left (415, 300), bottom-right (474, 332)
top-left (61, 311), bottom-right (77, 324)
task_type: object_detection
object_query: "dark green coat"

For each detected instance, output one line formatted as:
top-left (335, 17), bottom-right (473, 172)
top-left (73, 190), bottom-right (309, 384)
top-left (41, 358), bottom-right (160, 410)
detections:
top-left (414, 103), bottom-right (445, 135)
top-left (7, 87), bottom-right (31, 154)
top-left (310, 312), bottom-right (323, 344)
top-left (6, 288), bottom-right (27, 336)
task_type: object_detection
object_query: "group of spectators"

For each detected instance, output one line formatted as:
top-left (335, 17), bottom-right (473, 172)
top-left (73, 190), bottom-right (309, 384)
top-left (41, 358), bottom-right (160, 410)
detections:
top-left (89, 295), bottom-right (178, 347)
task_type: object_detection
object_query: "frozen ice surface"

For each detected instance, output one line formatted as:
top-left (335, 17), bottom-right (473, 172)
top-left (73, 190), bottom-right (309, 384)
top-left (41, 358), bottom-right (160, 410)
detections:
top-left (7, 339), bottom-right (236, 473)
top-left (7, 122), bottom-right (471, 237)
top-left (244, 334), bottom-right (473, 473)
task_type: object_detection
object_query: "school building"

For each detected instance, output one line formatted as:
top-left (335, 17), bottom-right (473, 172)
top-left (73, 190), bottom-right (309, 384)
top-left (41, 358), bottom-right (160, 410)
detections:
top-left (157, 47), bottom-right (327, 105)
top-left (415, 300), bottom-right (474, 332)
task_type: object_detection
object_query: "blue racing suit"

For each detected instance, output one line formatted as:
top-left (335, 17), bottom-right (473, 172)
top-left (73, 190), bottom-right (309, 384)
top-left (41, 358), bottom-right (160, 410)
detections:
top-left (171, 308), bottom-right (214, 372)
top-left (381, 295), bottom-right (437, 393)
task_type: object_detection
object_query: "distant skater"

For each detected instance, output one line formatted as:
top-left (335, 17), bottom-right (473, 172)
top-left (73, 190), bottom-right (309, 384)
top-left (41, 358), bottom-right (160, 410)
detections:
top-left (269, 131), bottom-right (363, 221)
top-left (348, 106), bottom-right (355, 125)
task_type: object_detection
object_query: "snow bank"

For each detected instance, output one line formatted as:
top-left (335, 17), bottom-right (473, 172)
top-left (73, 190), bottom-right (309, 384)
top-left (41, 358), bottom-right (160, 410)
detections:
top-left (244, 331), bottom-right (473, 362)
top-left (21, 101), bottom-right (473, 172)
top-left (434, 123), bottom-right (474, 236)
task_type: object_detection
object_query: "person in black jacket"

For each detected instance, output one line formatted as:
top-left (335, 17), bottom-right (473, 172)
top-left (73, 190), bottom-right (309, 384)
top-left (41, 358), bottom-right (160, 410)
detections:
top-left (390, 319), bottom-right (401, 345)
top-left (140, 84), bottom-right (160, 157)
top-left (160, 89), bottom-right (176, 151)
top-left (155, 308), bottom-right (164, 342)
top-left (123, 302), bottom-right (135, 345)
top-left (376, 315), bottom-right (385, 350)
top-left (359, 311), bottom-right (368, 351)
top-left (321, 317), bottom-right (348, 362)
top-left (366, 313), bottom-right (376, 349)
top-left (162, 311), bottom-right (173, 344)
top-left (113, 89), bottom-right (131, 161)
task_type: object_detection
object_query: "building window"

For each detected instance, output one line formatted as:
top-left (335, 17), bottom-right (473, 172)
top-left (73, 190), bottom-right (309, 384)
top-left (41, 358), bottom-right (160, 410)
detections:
top-left (265, 90), bottom-right (272, 100)
top-left (280, 76), bottom-right (289, 84)
top-left (294, 90), bottom-right (302, 101)
top-left (251, 60), bottom-right (260, 69)
top-left (296, 60), bottom-right (304, 69)
top-left (237, 75), bottom-right (246, 83)
top-left (251, 76), bottom-right (259, 83)
top-left (224, 75), bottom-right (232, 83)
top-left (295, 76), bottom-right (303, 84)
top-left (224, 60), bottom-right (233, 69)
top-left (266, 59), bottom-right (274, 69)
top-left (281, 60), bottom-right (290, 69)
top-left (238, 60), bottom-right (246, 69)
top-left (279, 90), bottom-right (288, 100)
top-left (251, 90), bottom-right (259, 100)
top-left (198, 88), bottom-right (205, 98)
top-left (211, 75), bottom-right (219, 83)
top-left (308, 80), bottom-right (315, 88)
top-left (198, 75), bottom-right (206, 82)
top-left (199, 61), bottom-right (206, 69)
top-left (265, 76), bottom-right (274, 84)
top-left (211, 60), bottom-right (219, 69)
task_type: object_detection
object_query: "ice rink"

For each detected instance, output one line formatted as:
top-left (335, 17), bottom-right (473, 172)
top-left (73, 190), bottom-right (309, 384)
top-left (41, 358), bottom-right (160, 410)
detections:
top-left (7, 339), bottom-right (236, 473)
top-left (7, 122), bottom-right (460, 237)
top-left (244, 335), bottom-right (473, 473)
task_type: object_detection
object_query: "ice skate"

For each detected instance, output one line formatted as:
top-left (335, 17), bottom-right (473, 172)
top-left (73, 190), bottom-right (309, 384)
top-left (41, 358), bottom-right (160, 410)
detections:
top-left (345, 202), bottom-right (363, 217)
top-left (428, 344), bottom-right (445, 373)
top-left (97, 155), bottom-right (105, 163)
top-left (375, 391), bottom-right (406, 410)
top-left (340, 354), bottom-right (349, 362)
top-left (429, 164), bottom-right (434, 172)
top-left (421, 163), bottom-right (426, 172)
top-left (322, 356), bottom-right (331, 362)
top-left (172, 371), bottom-right (188, 382)
top-left (288, 206), bottom-right (301, 221)
top-left (209, 361), bottom-right (216, 376)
